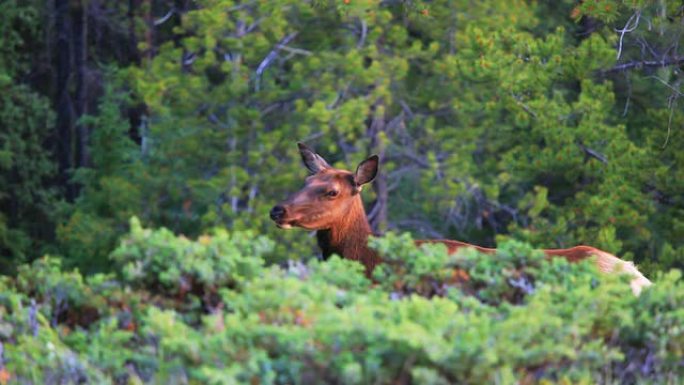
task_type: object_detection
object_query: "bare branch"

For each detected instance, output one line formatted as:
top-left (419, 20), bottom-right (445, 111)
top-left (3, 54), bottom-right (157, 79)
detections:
top-left (256, 32), bottom-right (298, 76)
top-left (511, 93), bottom-right (538, 118)
top-left (357, 19), bottom-right (367, 49)
top-left (663, 98), bottom-right (675, 149)
top-left (399, 100), bottom-right (414, 119)
top-left (397, 149), bottom-right (431, 168)
top-left (601, 56), bottom-right (684, 73)
top-left (385, 113), bottom-right (405, 134)
top-left (576, 141), bottom-right (608, 164)
top-left (245, 19), bottom-right (262, 35)
top-left (277, 45), bottom-right (312, 56)
top-left (208, 113), bottom-right (230, 129)
top-left (622, 71), bottom-right (632, 117)
top-left (648, 75), bottom-right (682, 148)
top-left (154, 8), bottom-right (175, 26)
top-left (255, 32), bottom-right (299, 90)
top-left (651, 75), bottom-right (684, 97)
top-left (390, 219), bottom-right (445, 239)
top-left (227, 2), bottom-right (256, 12)
top-left (182, 52), bottom-right (196, 66)
top-left (616, 11), bottom-right (641, 60)
top-left (301, 131), bottom-right (325, 142)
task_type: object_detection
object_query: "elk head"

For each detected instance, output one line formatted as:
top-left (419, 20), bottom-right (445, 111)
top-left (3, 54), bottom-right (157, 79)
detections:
top-left (270, 143), bottom-right (378, 231)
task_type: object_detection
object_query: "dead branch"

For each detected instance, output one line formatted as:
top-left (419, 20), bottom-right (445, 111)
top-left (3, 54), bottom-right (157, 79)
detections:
top-left (601, 56), bottom-right (684, 73)
top-left (154, 7), bottom-right (175, 26)
top-left (576, 141), bottom-right (608, 164)
top-left (616, 11), bottom-right (641, 60)
top-left (357, 19), bottom-right (367, 49)
top-left (390, 219), bottom-right (445, 239)
top-left (511, 93), bottom-right (538, 118)
top-left (255, 32), bottom-right (299, 90)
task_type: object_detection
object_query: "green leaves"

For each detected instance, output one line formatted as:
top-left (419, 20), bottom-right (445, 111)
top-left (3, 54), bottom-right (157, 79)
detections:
top-left (111, 217), bottom-right (270, 294)
top-left (2, 0), bottom-right (683, 380)
top-left (0, 82), bottom-right (55, 270)
top-left (1, 224), bottom-right (682, 383)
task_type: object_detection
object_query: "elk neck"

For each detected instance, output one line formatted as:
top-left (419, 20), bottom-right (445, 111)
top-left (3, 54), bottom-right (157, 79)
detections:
top-left (316, 194), bottom-right (381, 275)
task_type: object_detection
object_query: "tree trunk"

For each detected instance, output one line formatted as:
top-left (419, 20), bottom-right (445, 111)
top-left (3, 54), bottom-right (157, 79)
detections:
top-left (73, 0), bottom-right (89, 168)
top-left (128, 0), bottom-right (140, 64)
top-left (54, 0), bottom-right (74, 200)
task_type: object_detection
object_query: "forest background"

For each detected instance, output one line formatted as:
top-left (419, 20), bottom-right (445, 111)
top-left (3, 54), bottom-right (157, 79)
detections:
top-left (0, 0), bottom-right (683, 383)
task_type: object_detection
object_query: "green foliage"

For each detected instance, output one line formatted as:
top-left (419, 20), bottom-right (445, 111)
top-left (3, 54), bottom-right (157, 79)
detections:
top-left (1, 0), bottom-right (683, 381)
top-left (56, 83), bottom-right (143, 272)
top-left (0, 226), bottom-right (681, 384)
top-left (0, 75), bottom-right (55, 272)
top-left (0, 0), bottom-right (41, 78)
top-left (1, 0), bottom-right (668, 276)
top-left (111, 217), bottom-right (270, 297)
top-left (0, 0), bottom-right (56, 272)
top-left (58, 0), bottom-right (672, 276)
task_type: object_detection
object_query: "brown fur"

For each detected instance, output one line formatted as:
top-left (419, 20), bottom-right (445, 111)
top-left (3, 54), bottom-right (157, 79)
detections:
top-left (272, 144), bottom-right (652, 295)
top-left (316, 195), bottom-right (382, 275)
top-left (417, 240), bottom-right (652, 295)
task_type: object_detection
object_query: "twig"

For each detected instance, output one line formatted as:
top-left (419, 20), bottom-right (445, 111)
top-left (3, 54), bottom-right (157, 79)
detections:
top-left (327, 82), bottom-right (350, 109)
top-left (385, 113), bottom-right (405, 134)
top-left (650, 76), bottom-right (682, 148)
top-left (227, 2), bottom-right (255, 12)
top-left (277, 45), bottom-right (312, 56)
top-left (357, 19), bottom-right (367, 49)
top-left (391, 220), bottom-right (444, 239)
top-left (255, 32), bottom-right (299, 91)
top-left (650, 75), bottom-right (684, 97)
top-left (154, 8), bottom-right (175, 26)
top-left (601, 56), bottom-right (684, 73)
top-left (398, 149), bottom-right (431, 168)
top-left (511, 93), bottom-right (538, 118)
top-left (576, 141), bottom-right (608, 164)
top-left (399, 100), bottom-right (414, 119)
top-left (622, 71), bottom-right (632, 117)
top-left (616, 11), bottom-right (641, 60)
top-left (182, 52), bottom-right (196, 66)
top-left (301, 131), bottom-right (325, 142)
top-left (29, 299), bottom-right (38, 337)
top-left (663, 95), bottom-right (676, 149)
top-left (256, 32), bottom-right (298, 76)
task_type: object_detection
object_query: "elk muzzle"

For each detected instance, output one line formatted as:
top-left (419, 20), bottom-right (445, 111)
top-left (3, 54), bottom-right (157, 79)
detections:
top-left (269, 205), bottom-right (293, 229)
top-left (269, 205), bottom-right (286, 221)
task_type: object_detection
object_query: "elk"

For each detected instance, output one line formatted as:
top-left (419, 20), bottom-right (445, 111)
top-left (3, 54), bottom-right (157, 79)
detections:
top-left (270, 143), bottom-right (652, 295)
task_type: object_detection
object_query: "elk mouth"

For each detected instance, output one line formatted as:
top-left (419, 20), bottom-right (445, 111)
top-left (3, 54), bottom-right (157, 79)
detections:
top-left (272, 215), bottom-right (301, 229)
top-left (270, 204), bottom-right (299, 229)
top-left (270, 205), bottom-right (327, 230)
top-left (273, 217), bottom-right (323, 231)
top-left (274, 221), bottom-right (294, 229)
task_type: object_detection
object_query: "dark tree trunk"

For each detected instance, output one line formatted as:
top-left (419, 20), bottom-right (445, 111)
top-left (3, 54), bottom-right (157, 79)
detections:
top-left (54, 0), bottom-right (75, 200)
top-left (128, 0), bottom-right (141, 64)
top-left (73, 0), bottom-right (89, 168)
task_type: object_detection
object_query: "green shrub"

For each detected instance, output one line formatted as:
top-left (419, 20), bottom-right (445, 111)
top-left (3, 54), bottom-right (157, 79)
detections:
top-left (0, 225), bottom-right (681, 384)
top-left (111, 217), bottom-right (271, 297)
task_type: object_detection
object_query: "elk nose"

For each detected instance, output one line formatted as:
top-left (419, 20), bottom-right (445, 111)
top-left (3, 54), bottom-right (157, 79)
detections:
top-left (270, 205), bottom-right (286, 221)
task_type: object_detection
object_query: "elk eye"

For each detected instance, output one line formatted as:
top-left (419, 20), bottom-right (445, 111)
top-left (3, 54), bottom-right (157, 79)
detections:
top-left (326, 190), bottom-right (339, 197)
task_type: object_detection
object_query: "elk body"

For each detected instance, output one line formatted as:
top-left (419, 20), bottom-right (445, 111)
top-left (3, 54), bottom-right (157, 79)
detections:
top-left (270, 143), bottom-right (652, 295)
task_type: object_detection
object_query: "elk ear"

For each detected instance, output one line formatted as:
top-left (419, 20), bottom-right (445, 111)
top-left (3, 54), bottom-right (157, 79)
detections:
top-left (298, 142), bottom-right (331, 174)
top-left (354, 155), bottom-right (378, 190)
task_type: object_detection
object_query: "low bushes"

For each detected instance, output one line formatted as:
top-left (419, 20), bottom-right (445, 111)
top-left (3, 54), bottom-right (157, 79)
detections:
top-left (0, 219), bottom-right (681, 384)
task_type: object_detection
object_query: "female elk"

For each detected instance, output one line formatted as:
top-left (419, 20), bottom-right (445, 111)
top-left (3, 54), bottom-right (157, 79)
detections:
top-left (270, 143), bottom-right (651, 295)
